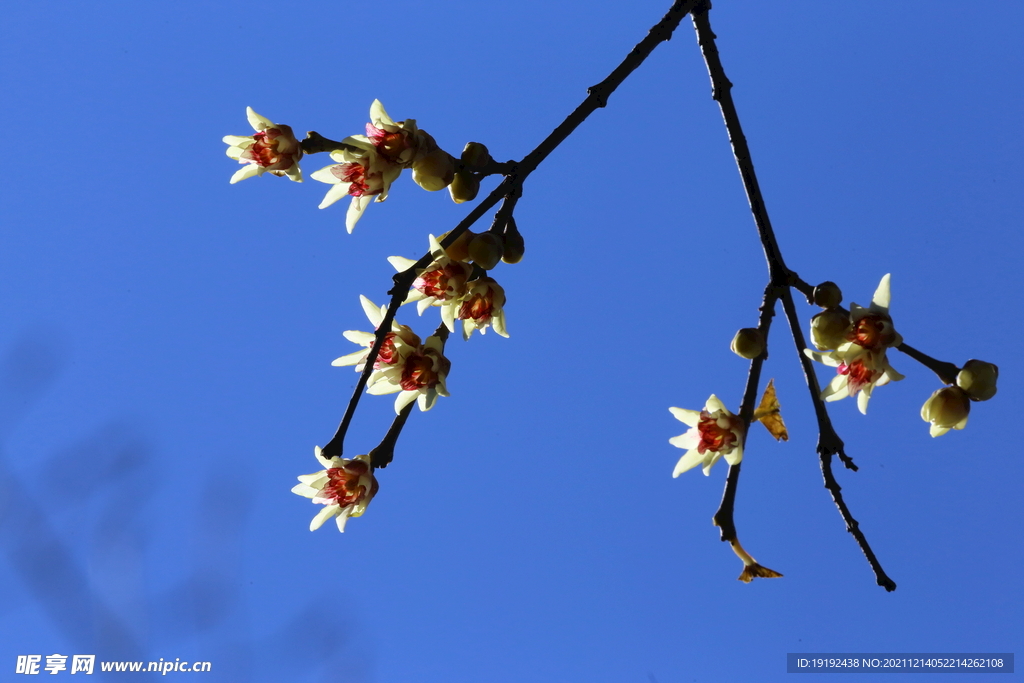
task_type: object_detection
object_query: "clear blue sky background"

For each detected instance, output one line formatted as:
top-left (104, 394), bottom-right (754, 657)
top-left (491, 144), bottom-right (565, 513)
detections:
top-left (1, 2), bottom-right (1021, 681)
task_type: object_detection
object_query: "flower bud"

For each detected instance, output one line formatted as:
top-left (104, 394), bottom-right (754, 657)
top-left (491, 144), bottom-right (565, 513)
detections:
top-left (730, 328), bottom-right (764, 359)
top-left (813, 281), bottom-right (843, 308)
top-left (461, 142), bottom-right (492, 170)
top-left (468, 232), bottom-right (504, 270)
top-left (920, 386), bottom-right (970, 437)
top-left (810, 308), bottom-right (850, 351)
top-left (437, 229), bottom-right (476, 262)
top-left (448, 170), bottom-right (480, 204)
top-left (956, 360), bottom-right (999, 401)
top-left (501, 218), bottom-right (525, 264)
top-left (412, 149), bottom-right (456, 191)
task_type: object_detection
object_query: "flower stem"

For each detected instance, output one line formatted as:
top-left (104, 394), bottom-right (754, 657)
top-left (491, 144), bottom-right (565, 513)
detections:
top-left (896, 343), bottom-right (960, 385)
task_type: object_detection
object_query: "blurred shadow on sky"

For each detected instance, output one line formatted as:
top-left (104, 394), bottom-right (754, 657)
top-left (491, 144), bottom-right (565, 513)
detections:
top-left (0, 329), bottom-right (361, 681)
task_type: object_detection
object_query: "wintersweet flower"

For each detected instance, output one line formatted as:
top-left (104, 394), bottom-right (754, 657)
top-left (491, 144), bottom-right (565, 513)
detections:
top-left (291, 448), bottom-right (378, 532)
top-left (805, 346), bottom-right (905, 415)
top-left (223, 107), bottom-right (303, 184)
top-left (365, 99), bottom-right (432, 168)
top-left (457, 277), bottom-right (508, 340)
top-left (364, 99), bottom-right (453, 191)
top-left (388, 235), bottom-right (474, 332)
top-left (845, 274), bottom-right (902, 351)
top-left (332, 296), bottom-right (421, 389)
top-left (805, 274), bottom-right (904, 413)
top-left (920, 386), bottom-right (970, 437)
top-left (366, 333), bottom-right (452, 413)
top-left (669, 395), bottom-right (744, 476)
top-left (311, 139), bottom-right (402, 233)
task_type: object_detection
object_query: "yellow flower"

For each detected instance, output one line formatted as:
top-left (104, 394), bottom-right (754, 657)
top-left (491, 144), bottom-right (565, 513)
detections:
top-left (669, 395), bottom-right (744, 476)
top-left (223, 107), bottom-right (302, 184)
top-left (291, 449), bottom-right (377, 532)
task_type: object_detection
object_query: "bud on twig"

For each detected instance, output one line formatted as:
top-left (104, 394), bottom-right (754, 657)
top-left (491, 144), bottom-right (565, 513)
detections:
top-left (501, 217), bottom-right (525, 264)
top-left (813, 281), bottom-right (843, 308)
top-left (468, 232), bottom-right (504, 270)
top-left (730, 328), bottom-right (764, 359)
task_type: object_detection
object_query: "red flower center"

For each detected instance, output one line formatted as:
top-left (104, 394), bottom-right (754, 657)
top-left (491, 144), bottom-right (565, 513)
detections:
top-left (366, 124), bottom-right (411, 164)
top-left (400, 352), bottom-right (439, 391)
top-left (458, 293), bottom-right (493, 322)
top-left (838, 358), bottom-right (882, 394)
top-left (376, 332), bottom-right (399, 366)
top-left (318, 460), bottom-right (372, 507)
top-left (848, 314), bottom-right (895, 350)
top-left (250, 129), bottom-right (291, 169)
top-left (696, 411), bottom-right (739, 455)
top-left (415, 263), bottom-right (470, 300)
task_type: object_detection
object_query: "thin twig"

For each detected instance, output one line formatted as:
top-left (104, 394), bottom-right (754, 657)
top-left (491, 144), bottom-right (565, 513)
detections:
top-left (713, 283), bottom-right (780, 542)
top-left (896, 343), bottom-right (960, 385)
top-left (818, 449), bottom-right (898, 592)
top-left (780, 290), bottom-right (895, 590)
top-left (693, 2), bottom-right (895, 589)
top-left (691, 2), bottom-right (789, 283)
top-left (321, 0), bottom-right (701, 458)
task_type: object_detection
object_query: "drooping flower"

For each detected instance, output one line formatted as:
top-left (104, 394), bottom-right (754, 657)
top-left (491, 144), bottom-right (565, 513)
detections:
top-left (367, 332), bottom-right (451, 413)
top-left (291, 448), bottom-right (378, 532)
top-left (805, 345), bottom-right (905, 415)
top-left (332, 296), bottom-right (421, 389)
top-left (223, 107), bottom-right (303, 184)
top-left (846, 274), bottom-right (902, 351)
top-left (388, 235), bottom-right (474, 332)
top-left (364, 99), bottom-right (432, 167)
top-left (921, 386), bottom-right (970, 437)
top-left (457, 276), bottom-right (508, 340)
top-left (805, 274), bottom-right (904, 413)
top-left (310, 139), bottom-right (401, 233)
top-left (669, 395), bottom-right (744, 476)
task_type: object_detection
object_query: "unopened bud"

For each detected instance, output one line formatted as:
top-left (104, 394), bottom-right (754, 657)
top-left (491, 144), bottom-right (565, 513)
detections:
top-left (920, 386), bottom-right (970, 437)
top-left (730, 328), bottom-right (764, 359)
top-left (810, 308), bottom-right (850, 351)
top-left (438, 229), bottom-right (476, 262)
top-left (461, 142), bottom-right (492, 170)
top-left (412, 149), bottom-right (456, 191)
top-left (448, 170), bottom-right (480, 204)
top-left (501, 218), bottom-right (525, 264)
top-left (468, 232), bottom-right (504, 270)
top-left (813, 281), bottom-right (843, 308)
top-left (956, 360), bottom-right (999, 401)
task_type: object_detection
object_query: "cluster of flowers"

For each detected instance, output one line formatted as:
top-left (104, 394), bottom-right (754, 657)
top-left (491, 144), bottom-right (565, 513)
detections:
top-left (804, 274), bottom-right (904, 415)
top-left (802, 274), bottom-right (997, 436)
top-left (333, 295), bottom-right (453, 414)
top-left (224, 102), bottom-right (490, 233)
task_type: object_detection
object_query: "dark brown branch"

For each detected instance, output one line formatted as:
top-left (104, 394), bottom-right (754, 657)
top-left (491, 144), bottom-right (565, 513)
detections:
top-left (778, 291), bottom-right (853, 470)
top-left (713, 283), bottom-right (780, 542)
top-left (896, 343), bottom-right (960, 385)
top-left (691, 2), bottom-right (789, 283)
top-left (694, 3), bottom-right (895, 590)
top-left (780, 290), bottom-right (895, 590)
top-left (369, 402), bottom-right (414, 469)
top-left (818, 447), bottom-right (898, 592)
top-left (321, 0), bottom-right (701, 458)
top-left (300, 131), bottom-right (361, 155)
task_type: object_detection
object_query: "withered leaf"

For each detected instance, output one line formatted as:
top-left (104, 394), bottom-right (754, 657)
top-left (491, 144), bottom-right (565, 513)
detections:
top-left (753, 378), bottom-right (788, 442)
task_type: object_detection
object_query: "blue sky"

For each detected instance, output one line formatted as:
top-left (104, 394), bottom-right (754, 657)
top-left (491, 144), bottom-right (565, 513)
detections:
top-left (1, 2), bottom-right (1021, 681)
